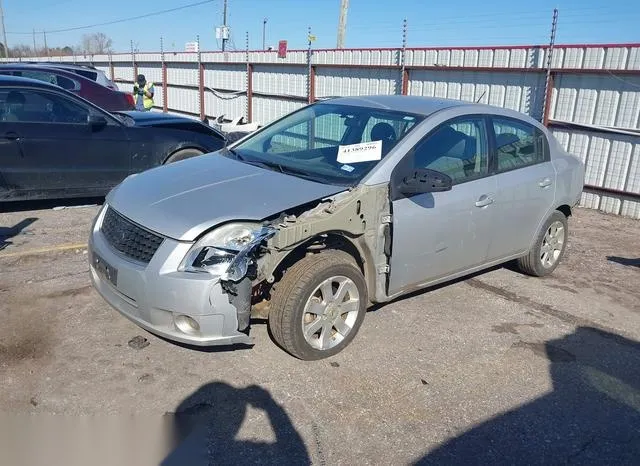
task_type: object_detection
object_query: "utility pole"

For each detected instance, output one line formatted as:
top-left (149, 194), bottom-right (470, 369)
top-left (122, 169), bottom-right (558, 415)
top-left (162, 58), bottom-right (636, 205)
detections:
top-left (542, 8), bottom-right (558, 124)
top-left (222, 0), bottom-right (228, 52)
top-left (32, 29), bottom-right (37, 57)
top-left (43, 31), bottom-right (49, 57)
top-left (337, 0), bottom-right (349, 49)
top-left (262, 18), bottom-right (267, 50)
top-left (0, 0), bottom-right (8, 58)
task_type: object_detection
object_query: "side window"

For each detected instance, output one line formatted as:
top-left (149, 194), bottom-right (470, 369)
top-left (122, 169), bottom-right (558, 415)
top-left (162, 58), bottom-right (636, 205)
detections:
top-left (0, 88), bottom-right (89, 124)
top-left (410, 117), bottom-right (489, 185)
top-left (492, 118), bottom-right (548, 173)
top-left (16, 70), bottom-right (58, 86)
top-left (54, 75), bottom-right (80, 91)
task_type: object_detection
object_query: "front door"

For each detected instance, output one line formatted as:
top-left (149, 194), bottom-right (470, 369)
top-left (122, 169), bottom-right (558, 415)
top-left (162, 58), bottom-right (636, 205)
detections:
top-left (389, 116), bottom-right (497, 295)
top-left (1, 87), bottom-right (131, 198)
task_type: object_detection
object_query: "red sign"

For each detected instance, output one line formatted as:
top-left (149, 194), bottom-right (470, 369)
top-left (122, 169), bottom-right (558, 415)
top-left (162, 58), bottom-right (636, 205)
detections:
top-left (278, 40), bottom-right (287, 58)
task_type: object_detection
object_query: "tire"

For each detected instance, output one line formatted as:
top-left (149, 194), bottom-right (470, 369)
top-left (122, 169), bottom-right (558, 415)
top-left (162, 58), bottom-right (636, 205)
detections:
top-left (164, 148), bottom-right (204, 164)
top-left (517, 210), bottom-right (568, 277)
top-left (268, 250), bottom-right (368, 360)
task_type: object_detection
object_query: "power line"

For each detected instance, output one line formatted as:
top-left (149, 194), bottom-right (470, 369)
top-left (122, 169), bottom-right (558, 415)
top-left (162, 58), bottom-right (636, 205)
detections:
top-left (7, 0), bottom-right (216, 35)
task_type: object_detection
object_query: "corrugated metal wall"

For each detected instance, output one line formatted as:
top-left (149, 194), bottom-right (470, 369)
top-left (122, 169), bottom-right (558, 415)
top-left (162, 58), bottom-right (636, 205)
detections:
top-left (6, 44), bottom-right (640, 218)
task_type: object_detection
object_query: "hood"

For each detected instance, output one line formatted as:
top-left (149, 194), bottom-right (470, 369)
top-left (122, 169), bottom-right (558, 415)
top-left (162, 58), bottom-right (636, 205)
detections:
top-left (106, 154), bottom-right (346, 241)
top-left (114, 110), bottom-right (201, 127)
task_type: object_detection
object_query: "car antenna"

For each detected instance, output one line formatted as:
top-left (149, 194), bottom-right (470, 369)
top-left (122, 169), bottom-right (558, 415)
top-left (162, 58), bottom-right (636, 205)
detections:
top-left (475, 91), bottom-right (487, 103)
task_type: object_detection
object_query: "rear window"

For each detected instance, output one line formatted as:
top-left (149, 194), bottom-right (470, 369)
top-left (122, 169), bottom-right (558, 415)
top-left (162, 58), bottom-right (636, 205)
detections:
top-left (73, 69), bottom-right (98, 81)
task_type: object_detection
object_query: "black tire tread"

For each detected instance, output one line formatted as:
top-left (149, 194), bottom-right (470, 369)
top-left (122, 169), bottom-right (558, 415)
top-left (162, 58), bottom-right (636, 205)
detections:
top-left (517, 210), bottom-right (568, 277)
top-left (268, 250), bottom-right (360, 360)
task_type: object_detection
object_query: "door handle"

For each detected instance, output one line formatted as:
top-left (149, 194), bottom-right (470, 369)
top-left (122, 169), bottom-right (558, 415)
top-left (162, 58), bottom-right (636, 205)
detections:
top-left (4, 131), bottom-right (20, 141)
top-left (475, 194), bottom-right (494, 207)
top-left (538, 177), bottom-right (552, 188)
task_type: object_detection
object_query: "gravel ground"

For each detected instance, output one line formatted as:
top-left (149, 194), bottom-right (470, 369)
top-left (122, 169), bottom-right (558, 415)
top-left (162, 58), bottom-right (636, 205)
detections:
top-left (0, 202), bottom-right (639, 465)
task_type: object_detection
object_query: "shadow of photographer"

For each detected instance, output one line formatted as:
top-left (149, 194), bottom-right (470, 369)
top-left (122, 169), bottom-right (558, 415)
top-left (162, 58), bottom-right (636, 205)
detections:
top-left (162, 382), bottom-right (310, 465)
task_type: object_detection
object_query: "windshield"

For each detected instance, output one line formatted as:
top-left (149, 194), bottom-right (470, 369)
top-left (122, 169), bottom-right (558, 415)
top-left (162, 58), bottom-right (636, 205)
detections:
top-left (229, 102), bottom-right (423, 186)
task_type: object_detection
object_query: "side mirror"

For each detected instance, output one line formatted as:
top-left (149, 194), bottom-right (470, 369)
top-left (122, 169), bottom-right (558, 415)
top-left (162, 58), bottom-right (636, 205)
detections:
top-left (87, 114), bottom-right (107, 129)
top-left (399, 168), bottom-right (452, 195)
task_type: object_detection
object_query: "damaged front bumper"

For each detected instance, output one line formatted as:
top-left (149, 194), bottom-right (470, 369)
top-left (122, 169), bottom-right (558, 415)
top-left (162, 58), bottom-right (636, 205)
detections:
top-left (88, 211), bottom-right (267, 347)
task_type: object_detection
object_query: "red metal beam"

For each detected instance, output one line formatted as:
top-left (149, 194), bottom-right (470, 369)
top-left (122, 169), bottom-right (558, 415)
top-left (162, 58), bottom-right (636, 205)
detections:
top-left (103, 43), bottom-right (640, 56)
top-left (543, 72), bottom-right (555, 127)
top-left (247, 63), bottom-right (253, 122)
top-left (583, 184), bottom-right (640, 202)
top-left (309, 65), bottom-right (316, 104)
top-left (401, 68), bottom-right (409, 95)
top-left (162, 61), bottom-right (168, 113)
top-left (198, 62), bottom-right (205, 120)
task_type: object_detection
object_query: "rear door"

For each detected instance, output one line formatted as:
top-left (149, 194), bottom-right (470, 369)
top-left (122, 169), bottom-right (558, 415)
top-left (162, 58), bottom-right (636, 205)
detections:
top-left (1, 86), bottom-right (131, 197)
top-left (486, 116), bottom-right (556, 261)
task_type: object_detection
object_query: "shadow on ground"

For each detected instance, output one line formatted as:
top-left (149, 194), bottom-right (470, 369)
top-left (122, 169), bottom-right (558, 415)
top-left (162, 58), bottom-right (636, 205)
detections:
top-left (0, 197), bottom-right (103, 214)
top-left (0, 217), bottom-right (38, 251)
top-left (162, 382), bottom-right (310, 465)
top-left (607, 256), bottom-right (640, 268)
top-left (416, 327), bottom-right (640, 465)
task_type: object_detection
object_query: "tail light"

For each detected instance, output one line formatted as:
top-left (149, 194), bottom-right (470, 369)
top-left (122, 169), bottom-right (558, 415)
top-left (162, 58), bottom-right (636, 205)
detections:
top-left (125, 93), bottom-right (135, 109)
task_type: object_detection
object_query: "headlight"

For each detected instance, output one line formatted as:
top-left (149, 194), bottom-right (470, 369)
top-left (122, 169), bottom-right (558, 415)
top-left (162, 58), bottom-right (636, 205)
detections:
top-left (179, 222), bottom-right (275, 280)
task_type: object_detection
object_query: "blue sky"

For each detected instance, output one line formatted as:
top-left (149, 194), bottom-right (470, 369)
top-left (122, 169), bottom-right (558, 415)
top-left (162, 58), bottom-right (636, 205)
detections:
top-left (3, 0), bottom-right (639, 53)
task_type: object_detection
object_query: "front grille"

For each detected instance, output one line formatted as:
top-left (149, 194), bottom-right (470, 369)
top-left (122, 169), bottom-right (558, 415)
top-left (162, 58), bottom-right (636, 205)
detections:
top-left (101, 207), bottom-right (164, 263)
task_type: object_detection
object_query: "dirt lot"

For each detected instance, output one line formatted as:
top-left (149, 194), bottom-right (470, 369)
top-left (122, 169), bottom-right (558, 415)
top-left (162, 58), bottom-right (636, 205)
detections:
top-left (1, 202), bottom-right (639, 465)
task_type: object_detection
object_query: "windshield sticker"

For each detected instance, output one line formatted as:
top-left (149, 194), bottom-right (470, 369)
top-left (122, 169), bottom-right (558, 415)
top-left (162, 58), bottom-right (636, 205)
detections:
top-left (337, 140), bottom-right (382, 164)
top-left (340, 164), bottom-right (355, 173)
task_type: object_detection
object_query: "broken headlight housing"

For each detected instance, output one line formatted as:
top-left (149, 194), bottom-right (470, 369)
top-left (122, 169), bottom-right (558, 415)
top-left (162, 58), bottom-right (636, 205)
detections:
top-left (180, 222), bottom-right (275, 281)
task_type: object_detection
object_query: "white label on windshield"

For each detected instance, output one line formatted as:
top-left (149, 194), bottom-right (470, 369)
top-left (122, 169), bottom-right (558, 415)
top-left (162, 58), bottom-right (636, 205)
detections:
top-left (337, 140), bottom-right (382, 164)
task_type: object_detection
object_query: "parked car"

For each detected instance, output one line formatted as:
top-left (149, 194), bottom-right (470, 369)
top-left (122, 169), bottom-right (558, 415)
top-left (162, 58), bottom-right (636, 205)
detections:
top-left (0, 64), bottom-right (133, 111)
top-left (89, 95), bottom-right (585, 360)
top-left (14, 61), bottom-right (119, 90)
top-left (0, 75), bottom-right (227, 201)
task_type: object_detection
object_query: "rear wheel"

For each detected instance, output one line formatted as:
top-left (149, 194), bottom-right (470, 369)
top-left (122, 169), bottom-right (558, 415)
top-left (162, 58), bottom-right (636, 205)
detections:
top-left (268, 250), bottom-right (367, 360)
top-left (517, 211), bottom-right (568, 277)
top-left (164, 148), bottom-right (204, 164)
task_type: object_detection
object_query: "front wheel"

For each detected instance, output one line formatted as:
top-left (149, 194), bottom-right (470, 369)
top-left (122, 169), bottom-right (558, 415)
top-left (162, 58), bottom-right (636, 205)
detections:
top-left (517, 211), bottom-right (568, 277)
top-left (268, 250), bottom-right (368, 360)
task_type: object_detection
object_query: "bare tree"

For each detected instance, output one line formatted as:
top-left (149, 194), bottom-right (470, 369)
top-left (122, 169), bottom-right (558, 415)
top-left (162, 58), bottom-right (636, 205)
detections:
top-left (79, 32), bottom-right (113, 55)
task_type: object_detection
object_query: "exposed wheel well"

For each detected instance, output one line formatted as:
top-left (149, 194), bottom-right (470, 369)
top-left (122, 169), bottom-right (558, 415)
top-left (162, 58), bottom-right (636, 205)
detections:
top-left (270, 234), bottom-right (365, 286)
top-left (556, 204), bottom-right (572, 218)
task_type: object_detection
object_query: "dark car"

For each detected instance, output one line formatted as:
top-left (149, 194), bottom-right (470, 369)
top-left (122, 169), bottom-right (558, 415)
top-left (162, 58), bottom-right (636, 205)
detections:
top-left (13, 61), bottom-right (119, 90)
top-left (0, 75), bottom-right (227, 202)
top-left (0, 64), bottom-right (134, 111)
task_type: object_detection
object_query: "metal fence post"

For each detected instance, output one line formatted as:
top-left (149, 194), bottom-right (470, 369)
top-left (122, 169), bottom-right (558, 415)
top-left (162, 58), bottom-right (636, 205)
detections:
top-left (245, 31), bottom-right (252, 122)
top-left (307, 27), bottom-right (314, 104)
top-left (131, 40), bottom-right (137, 84)
top-left (401, 19), bottom-right (408, 95)
top-left (197, 35), bottom-right (205, 121)
top-left (108, 52), bottom-right (114, 82)
top-left (161, 37), bottom-right (168, 113)
top-left (542, 8), bottom-right (558, 124)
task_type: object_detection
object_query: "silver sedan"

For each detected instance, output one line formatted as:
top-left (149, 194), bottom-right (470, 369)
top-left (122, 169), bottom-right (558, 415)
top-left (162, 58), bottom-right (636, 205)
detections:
top-left (88, 95), bottom-right (585, 360)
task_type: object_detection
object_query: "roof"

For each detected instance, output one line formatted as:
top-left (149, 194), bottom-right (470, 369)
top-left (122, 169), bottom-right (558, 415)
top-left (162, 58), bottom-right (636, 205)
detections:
top-left (319, 94), bottom-right (545, 128)
top-left (321, 95), bottom-right (468, 116)
top-left (0, 74), bottom-right (60, 89)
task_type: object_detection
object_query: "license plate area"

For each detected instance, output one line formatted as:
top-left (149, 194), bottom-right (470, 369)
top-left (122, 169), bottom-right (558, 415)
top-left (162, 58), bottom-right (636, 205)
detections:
top-left (93, 252), bottom-right (118, 287)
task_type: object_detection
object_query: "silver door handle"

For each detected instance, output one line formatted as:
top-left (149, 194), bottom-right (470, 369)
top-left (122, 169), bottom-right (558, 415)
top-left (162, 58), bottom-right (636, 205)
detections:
top-left (539, 178), bottom-right (552, 188)
top-left (475, 194), bottom-right (494, 207)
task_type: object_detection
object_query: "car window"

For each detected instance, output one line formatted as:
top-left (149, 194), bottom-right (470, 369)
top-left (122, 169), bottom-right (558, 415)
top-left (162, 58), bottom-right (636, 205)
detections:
top-left (13, 70), bottom-right (79, 91)
top-left (0, 88), bottom-right (89, 124)
top-left (410, 117), bottom-right (489, 185)
top-left (74, 69), bottom-right (98, 81)
top-left (492, 118), bottom-right (548, 173)
top-left (235, 103), bottom-right (423, 186)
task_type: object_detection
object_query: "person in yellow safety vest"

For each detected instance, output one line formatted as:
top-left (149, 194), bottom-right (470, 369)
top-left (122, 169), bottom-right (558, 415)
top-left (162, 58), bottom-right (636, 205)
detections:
top-left (133, 74), bottom-right (154, 111)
